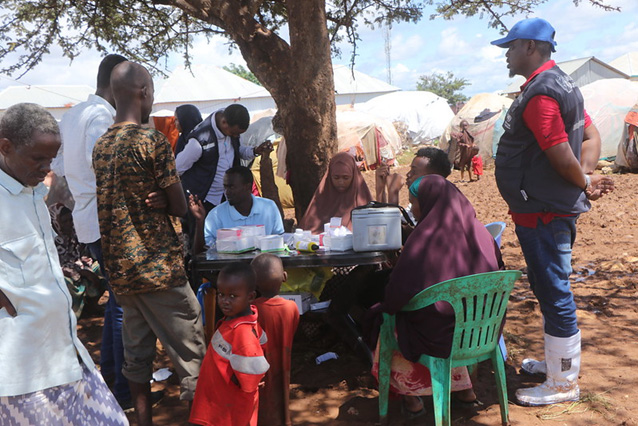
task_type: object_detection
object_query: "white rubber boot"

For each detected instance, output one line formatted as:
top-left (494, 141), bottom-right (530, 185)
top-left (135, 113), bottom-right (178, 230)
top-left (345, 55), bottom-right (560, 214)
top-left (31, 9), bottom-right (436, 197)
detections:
top-left (521, 318), bottom-right (547, 376)
top-left (516, 331), bottom-right (581, 406)
top-left (521, 358), bottom-right (546, 376)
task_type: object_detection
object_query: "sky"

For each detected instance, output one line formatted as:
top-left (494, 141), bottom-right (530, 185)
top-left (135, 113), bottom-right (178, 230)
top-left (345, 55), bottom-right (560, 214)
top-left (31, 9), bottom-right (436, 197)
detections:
top-left (0, 0), bottom-right (636, 99)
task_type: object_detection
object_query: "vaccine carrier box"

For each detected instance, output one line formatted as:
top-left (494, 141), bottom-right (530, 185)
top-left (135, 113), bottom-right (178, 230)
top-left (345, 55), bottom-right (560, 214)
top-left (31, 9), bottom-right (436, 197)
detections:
top-left (280, 292), bottom-right (315, 315)
top-left (351, 206), bottom-right (402, 252)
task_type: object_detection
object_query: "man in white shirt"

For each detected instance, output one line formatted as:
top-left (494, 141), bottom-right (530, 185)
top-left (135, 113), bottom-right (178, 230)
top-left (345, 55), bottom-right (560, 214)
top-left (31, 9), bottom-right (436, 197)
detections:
top-left (0, 103), bottom-right (127, 424)
top-left (56, 53), bottom-right (137, 409)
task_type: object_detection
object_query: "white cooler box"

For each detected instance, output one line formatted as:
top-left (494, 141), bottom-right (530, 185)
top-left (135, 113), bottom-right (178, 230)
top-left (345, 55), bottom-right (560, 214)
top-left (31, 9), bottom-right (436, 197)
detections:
top-left (351, 206), bottom-right (402, 252)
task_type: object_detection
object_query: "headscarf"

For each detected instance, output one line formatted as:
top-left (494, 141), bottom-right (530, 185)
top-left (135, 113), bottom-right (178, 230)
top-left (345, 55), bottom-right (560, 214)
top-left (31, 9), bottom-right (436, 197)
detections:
top-left (174, 104), bottom-right (203, 155)
top-left (299, 152), bottom-right (373, 234)
top-left (382, 174), bottom-right (502, 361)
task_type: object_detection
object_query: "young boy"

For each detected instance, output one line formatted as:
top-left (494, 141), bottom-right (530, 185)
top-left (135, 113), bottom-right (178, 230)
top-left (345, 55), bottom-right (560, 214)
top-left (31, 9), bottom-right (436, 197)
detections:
top-left (471, 146), bottom-right (483, 181)
top-left (190, 262), bottom-right (269, 426)
top-left (251, 253), bottom-right (300, 426)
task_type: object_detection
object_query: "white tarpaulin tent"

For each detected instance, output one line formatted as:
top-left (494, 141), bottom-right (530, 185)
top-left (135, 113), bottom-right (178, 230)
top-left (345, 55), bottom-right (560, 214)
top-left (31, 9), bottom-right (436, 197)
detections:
top-left (335, 108), bottom-right (402, 168)
top-left (356, 91), bottom-right (454, 144)
top-left (152, 65), bottom-right (275, 117)
top-left (153, 64), bottom-right (398, 117)
top-left (439, 93), bottom-right (512, 166)
top-left (580, 78), bottom-right (638, 159)
top-left (332, 64), bottom-right (400, 106)
top-left (243, 108), bottom-right (402, 175)
top-left (0, 85), bottom-right (94, 120)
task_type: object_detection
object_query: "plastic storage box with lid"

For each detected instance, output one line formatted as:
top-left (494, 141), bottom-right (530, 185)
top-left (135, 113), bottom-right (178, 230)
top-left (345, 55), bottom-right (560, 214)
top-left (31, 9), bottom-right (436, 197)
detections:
top-left (351, 206), bottom-right (402, 252)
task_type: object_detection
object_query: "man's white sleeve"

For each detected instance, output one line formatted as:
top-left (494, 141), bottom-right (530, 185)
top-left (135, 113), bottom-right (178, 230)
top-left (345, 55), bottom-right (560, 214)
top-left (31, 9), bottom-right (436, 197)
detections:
top-left (176, 138), bottom-right (203, 176)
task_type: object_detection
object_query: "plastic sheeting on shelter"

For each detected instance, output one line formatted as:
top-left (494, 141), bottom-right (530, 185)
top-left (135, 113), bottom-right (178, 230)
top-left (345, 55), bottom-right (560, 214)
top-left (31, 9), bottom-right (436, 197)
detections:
top-left (356, 91), bottom-right (454, 145)
top-left (615, 106), bottom-right (638, 171)
top-left (580, 78), bottom-right (638, 160)
top-left (439, 93), bottom-right (512, 167)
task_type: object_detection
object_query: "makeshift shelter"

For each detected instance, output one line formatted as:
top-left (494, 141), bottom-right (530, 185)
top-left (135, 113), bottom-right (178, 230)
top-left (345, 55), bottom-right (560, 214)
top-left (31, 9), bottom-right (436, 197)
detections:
top-left (152, 65), bottom-right (275, 117)
top-left (439, 93), bottom-right (512, 167)
top-left (502, 56), bottom-right (629, 98)
top-left (615, 105), bottom-right (638, 171)
top-left (610, 52), bottom-right (638, 81)
top-left (153, 64), bottom-right (398, 118)
top-left (243, 108), bottom-right (402, 168)
top-left (335, 108), bottom-right (402, 169)
top-left (0, 85), bottom-right (94, 120)
top-left (244, 108), bottom-right (403, 206)
top-left (356, 91), bottom-right (454, 144)
top-left (580, 78), bottom-right (638, 159)
top-left (241, 108), bottom-right (279, 147)
top-left (332, 64), bottom-right (400, 106)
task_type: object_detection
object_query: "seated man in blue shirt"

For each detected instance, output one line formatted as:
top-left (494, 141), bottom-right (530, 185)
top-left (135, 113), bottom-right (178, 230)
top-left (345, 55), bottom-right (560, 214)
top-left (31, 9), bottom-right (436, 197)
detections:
top-left (190, 165), bottom-right (284, 254)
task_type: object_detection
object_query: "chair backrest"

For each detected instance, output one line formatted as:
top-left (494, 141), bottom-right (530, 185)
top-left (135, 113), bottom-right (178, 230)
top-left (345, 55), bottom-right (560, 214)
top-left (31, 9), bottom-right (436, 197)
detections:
top-left (485, 221), bottom-right (506, 248)
top-left (401, 270), bottom-right (521, 363)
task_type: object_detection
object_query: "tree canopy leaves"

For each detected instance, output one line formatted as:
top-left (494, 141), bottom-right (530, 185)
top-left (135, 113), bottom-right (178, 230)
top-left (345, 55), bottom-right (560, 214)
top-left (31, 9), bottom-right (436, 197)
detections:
top-left (416, 71), bottom-right (470, 107)
top-left (223, 64), bottom-right (262, 86)
top-left (0, 1), bottom-right (619, 80)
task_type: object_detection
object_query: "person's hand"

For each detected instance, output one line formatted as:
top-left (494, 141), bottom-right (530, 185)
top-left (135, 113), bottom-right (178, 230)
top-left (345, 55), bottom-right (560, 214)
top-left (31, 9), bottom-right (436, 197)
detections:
top-left (80, 256), bottom-right (94, 268)
top-left (254, 140), bottom-right (273, 157)
top-left (188, 193), bottom-right (206, 223)
top-left (146, 190), bottom-right (168, 209)
top-left (78, 268), bottom-right (102, 287)
top-left (0, 289), bottom-right (17, 317)
top-left (586, 175), bottom-right (614, 200)
top-left (387, 172), bottom-right (404, 194)
top-left (375, 163), bottom-right (389, 180)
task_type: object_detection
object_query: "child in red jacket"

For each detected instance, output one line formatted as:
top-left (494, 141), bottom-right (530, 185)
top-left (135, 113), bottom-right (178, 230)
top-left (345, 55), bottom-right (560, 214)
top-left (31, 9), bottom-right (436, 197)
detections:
top-left (189, 262), bottom-right (269, 426)
top-left (251, 254), bottom-right (300, 426)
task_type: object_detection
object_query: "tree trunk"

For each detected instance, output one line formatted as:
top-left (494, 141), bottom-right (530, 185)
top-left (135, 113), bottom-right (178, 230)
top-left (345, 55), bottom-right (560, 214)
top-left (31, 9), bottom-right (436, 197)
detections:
top-left (259, 153), bottom-right (284, 219)
top-left (278, 0), bottom-right (337, 221)
top-left (174, 0), bottom-right (337, 222)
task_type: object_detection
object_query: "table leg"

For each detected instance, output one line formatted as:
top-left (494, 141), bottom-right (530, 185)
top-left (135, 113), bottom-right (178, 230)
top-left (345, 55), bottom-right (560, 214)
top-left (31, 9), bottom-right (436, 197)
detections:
top-left (204, 287), bottom-right (217, 346)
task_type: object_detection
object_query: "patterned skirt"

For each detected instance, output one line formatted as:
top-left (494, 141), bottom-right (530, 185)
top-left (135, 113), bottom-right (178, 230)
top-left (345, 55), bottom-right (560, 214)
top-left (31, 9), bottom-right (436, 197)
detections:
top-left (371, 341), bottom-right (472, 396)
top-left (0, 362), bottom-right (128, 426)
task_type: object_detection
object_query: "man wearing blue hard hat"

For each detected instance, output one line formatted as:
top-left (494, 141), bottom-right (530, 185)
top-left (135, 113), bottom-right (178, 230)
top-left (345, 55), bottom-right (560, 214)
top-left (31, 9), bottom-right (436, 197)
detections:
top-left (491, 18), bottom-right (615, 407)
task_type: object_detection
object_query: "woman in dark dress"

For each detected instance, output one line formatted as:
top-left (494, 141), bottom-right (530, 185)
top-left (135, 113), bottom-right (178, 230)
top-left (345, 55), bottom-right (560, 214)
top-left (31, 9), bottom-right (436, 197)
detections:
top-left (370, 174), bottom-right (503, 416)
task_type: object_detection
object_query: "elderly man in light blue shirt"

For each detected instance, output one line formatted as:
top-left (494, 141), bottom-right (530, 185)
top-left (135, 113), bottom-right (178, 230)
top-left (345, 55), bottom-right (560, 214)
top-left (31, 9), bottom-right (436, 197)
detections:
top-left (0, 103), bottom-right (127, 424)
top-left (191, 165), bottom-right (284, 253)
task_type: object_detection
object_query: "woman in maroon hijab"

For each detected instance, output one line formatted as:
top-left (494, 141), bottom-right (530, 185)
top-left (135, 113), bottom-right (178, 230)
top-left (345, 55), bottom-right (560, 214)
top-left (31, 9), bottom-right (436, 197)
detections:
top-left (371, 174), bottom-right (502, 417)
top-left (299, 152), bottom-right (372, 234)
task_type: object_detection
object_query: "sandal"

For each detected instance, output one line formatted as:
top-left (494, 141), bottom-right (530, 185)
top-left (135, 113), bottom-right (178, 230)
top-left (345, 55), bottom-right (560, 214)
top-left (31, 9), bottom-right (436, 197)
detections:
top-left (452, 395), bottom-right (484, 408)
top-left (401, 396), bottom-right (426, 420)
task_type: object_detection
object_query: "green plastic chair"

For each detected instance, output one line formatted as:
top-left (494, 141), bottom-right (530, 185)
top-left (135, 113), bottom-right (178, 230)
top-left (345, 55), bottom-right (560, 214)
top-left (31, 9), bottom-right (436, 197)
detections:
top-left (378, 270), bottom-right (521, 426)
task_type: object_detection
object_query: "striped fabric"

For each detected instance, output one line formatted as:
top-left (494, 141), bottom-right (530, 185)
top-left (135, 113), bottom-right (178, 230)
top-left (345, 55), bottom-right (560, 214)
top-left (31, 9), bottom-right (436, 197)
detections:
top-left (211, 327), bottom-right (270, 375)
top-left (0, 363), bottom-right (128, 426)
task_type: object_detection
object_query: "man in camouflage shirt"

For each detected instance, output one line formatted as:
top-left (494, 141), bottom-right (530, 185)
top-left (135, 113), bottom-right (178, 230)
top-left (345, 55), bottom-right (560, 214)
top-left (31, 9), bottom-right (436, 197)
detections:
top-left (93, 61), bottom-right (205, 426)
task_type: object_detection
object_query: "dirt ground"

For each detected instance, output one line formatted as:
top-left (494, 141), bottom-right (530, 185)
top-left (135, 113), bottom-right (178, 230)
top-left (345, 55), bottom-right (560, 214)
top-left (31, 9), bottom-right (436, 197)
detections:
top-left (78, 157), bottom-right (638, 425)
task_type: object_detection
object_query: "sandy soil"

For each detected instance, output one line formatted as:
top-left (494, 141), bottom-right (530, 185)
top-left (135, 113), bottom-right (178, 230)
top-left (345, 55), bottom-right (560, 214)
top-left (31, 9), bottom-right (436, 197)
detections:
top-left (77, 160), bottom-right (638, 425)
